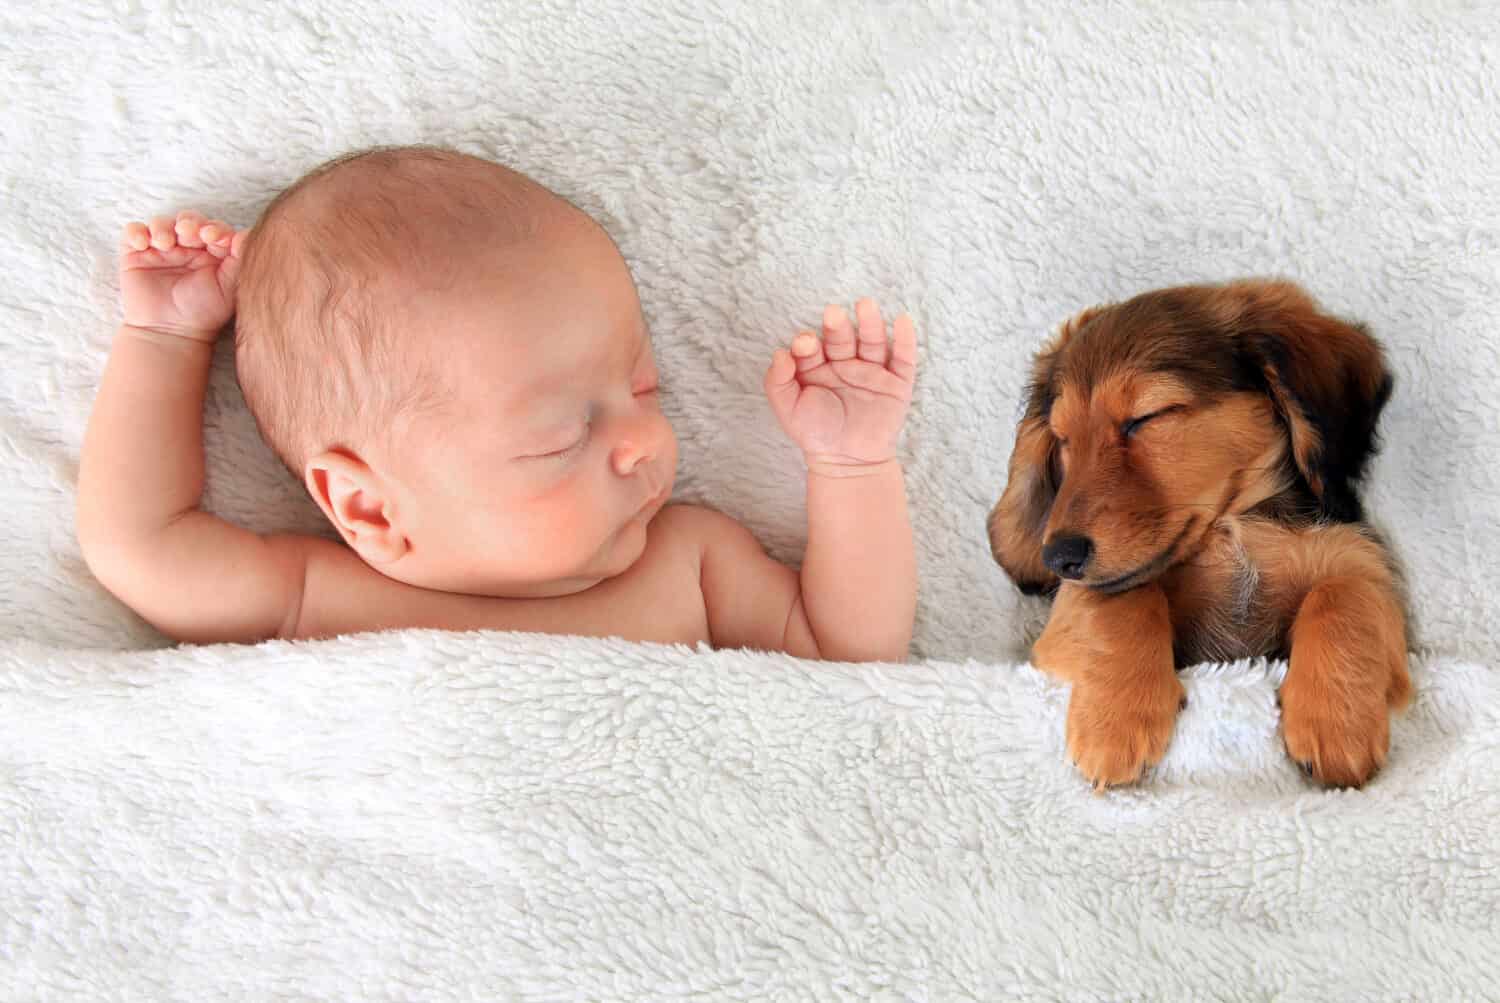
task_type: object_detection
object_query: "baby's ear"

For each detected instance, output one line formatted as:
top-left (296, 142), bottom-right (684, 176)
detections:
top-left (304, 450), bottom-right (410, 566)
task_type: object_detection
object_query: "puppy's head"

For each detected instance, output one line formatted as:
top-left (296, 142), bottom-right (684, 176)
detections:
top-left (988, 280), bottom-right (1392, 595)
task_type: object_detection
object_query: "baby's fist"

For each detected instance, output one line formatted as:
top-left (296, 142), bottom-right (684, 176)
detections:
top-left (764, 299), bottom-right (917, 467)
top-left (120, 211), bottom-right (246, 342)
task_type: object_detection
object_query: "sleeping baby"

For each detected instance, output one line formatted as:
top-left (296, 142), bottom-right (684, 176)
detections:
top-left (77, 146), bottom-right (918, 661)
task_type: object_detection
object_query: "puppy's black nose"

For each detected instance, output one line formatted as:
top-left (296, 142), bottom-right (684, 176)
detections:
top-left (1042, 535), bottom-right (1093, 580)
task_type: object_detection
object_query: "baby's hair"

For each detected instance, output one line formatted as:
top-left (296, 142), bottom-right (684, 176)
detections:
top-left (234, 145), bottom-right (571, 479)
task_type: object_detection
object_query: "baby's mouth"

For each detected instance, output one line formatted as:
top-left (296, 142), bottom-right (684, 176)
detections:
top-left (646, 485), bottom-right (670, 511)
top-left (633, 482), bottom-right (670, 520)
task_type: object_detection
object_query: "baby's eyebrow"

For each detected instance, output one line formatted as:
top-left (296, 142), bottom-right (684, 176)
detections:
top-left (487, 390), bottom-right (580, 442)
top-left (517, 405), bottom-right (586, 434)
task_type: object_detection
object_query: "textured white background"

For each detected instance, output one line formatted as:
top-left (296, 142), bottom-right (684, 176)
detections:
top-left (2, 2), bottom-right (1498, 998)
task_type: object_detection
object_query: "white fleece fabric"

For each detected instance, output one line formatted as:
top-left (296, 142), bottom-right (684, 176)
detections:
top-left (2, 1), bottom-right (1498, 998)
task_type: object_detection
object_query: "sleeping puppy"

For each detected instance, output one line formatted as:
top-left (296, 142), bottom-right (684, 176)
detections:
top-left (988, 279), bottom-right (1411, 789)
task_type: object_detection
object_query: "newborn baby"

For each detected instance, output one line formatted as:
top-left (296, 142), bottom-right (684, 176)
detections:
top-left (78, 146), bottom-right (918, 661)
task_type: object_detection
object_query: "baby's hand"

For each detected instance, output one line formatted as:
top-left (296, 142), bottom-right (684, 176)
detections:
top-left (764, 299), bottom-right (917, 468)
top-left (119, 211), bottom-right (246, 342)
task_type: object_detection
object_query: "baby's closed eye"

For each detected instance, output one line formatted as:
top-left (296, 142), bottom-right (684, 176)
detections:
top-left (523, 421), bottom-right (591, 461)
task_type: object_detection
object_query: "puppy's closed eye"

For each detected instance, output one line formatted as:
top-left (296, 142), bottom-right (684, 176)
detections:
top-left (1121, 405), bottom-right (1184, 440)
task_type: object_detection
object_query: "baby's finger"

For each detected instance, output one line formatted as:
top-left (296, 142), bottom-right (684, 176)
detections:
top-left (822, 304), bottom-right (857, 361)
top-left (763, 348), bottom-right (800, 423)
top-left (147, 216), bottom-right (178, 251)
top-left (765, 347), bottom-right (796, 386)
top-left (855, 298), bottom-right (888, 365)
top-left (791, 330), bottom-right (826, 373)
top-left (217, 229), bottom-right (248, 293)
top-left (121, 222), bottom-right (151, 253)
top-left (889, 314), bottom-right (917, 383)
top-left (201, 220), bottom-right (235, 257)
top-left (174, 211), bottom-right (208, 249)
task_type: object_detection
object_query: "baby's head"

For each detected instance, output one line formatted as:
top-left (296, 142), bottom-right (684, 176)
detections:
top-left (235, 147), bottom-right (677, 597)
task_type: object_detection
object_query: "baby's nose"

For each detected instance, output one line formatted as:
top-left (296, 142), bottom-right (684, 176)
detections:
top-left (611, 426), bottom-right (659, 476)
top-left (611, 440), bottom-right (649, 476)
top-left (611, 408), bottom-right (672, 476)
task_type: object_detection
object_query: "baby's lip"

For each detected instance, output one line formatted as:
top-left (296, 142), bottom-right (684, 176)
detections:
top-left (641, 485), bottom-right (669, 512)
top-left (636, 481), bottom-right (670, 517)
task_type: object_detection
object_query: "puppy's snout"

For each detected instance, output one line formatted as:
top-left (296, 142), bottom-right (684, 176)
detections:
top-left (1042, 534), bottom-right (1093, 580)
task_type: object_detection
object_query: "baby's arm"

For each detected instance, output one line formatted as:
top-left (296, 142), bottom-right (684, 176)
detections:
top-left (700, 300), bottom-right (917, 663)
top-left (799, 455), bottom-right (915, 659)
top-left (77, 213), bottom-right (313, 642)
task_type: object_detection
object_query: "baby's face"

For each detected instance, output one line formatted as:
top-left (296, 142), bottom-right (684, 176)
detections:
top-left (388, 219), bottom-right (678, 597)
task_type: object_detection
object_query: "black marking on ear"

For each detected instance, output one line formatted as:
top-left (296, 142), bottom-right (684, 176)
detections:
top-left (1317, 368), bottom-right (1392, 522)
top-left (1246, 327), bottom-right (1393, 525)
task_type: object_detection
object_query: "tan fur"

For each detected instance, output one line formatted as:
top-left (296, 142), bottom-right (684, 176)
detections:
top-left (1033, 582), bottom-right (1183, 790)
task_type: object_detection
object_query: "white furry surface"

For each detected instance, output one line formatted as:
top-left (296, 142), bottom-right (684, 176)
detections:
top-left (2, 637), bottom-right (1497, 999)
top-left (2, 1), bottom-right (1499, 997)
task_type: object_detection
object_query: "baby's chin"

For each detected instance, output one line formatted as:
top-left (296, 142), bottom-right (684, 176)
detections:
top-left (380, 552), bottom-right (615, 600)
top-left (487, 519), bottom-right (653, 597)
top-left (386, 509), bottom-right (660, 598)
top-left (591, 515), bottom-right (654, 579)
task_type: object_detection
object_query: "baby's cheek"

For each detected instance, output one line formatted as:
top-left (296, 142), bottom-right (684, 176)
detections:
top-left (511, 477), bottom-right (613, 565)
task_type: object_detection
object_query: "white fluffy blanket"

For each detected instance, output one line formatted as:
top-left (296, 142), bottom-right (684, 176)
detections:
top-left (3, 1), bottom-right (1499, 997)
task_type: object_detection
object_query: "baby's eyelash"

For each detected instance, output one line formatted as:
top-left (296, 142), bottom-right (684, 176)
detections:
top-left (537, 422), bottom-right (590, 460)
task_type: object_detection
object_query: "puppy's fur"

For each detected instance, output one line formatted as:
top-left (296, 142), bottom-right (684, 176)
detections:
top-left (988, 280), bottom-right (1411, 788)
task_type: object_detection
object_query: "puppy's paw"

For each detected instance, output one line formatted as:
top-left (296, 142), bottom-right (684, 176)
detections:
top-left (1066, 674), bottom-right (1185, 790)
top-left (1280, 674), bottom-right (1392, 788)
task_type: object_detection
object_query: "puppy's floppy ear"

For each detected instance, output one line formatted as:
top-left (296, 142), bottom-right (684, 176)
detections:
top-left (988, 309), bottom-right (1096, 595)
top-left (987, 411), bottom-right (1059, 594)
top-left (1230, 280), bottom-right (1393, 522)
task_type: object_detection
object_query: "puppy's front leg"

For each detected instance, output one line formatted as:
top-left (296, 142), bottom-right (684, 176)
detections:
top-left (1280, 573), bottom-right (1411, 788)
top-left (1034, 582), bottom-right (1183, 789)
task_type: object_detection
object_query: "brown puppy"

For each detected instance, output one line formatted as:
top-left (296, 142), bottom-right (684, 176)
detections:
top-left (988, 280), bottom-right (1411, 789)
